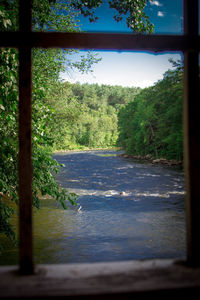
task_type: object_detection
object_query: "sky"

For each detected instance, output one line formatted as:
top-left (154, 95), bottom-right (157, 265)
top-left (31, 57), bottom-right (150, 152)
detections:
top-left (60, 1), bottom-right (187, 88)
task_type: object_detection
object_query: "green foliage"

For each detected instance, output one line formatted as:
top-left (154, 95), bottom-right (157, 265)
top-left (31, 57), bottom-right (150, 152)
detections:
top-left (0, 0), bottom-right (155, 248)
top-left (32, 146), bottom-right (77, 209)
top-left (0, 0), bottom-right (86, 247)
top-left (0, 1), bottom-right (77, 245)
top-left (0, 0), bottom-right (18, 30)
top-left (47, 82), bottom-right (140, 150)
top-left (117, 61), bottom-right (183, 161)
top-left (108, 0), bottom-right (154, 33)
top-left (0, 46), bottom-right (18, 241)
top-left (32, 0), bottom-right (80, 32)
top-left (71, 0), bottom-right (154, 33)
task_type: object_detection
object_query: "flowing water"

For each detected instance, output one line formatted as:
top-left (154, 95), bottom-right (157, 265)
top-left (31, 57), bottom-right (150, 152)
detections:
top-left (0, 150), bottom-right (186, 265)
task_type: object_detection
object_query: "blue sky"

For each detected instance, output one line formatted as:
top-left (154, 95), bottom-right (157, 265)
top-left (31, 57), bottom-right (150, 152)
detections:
top-left (61, 1), bottom-right (185, 88)
top-left (62, 51), bottom-right (182, 88)
top-left (77, 0), bottom-right (183, 34)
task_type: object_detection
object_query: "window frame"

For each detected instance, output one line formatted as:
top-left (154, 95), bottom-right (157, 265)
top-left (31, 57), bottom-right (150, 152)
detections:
top-left (0, 0), bottom-right (199, 275)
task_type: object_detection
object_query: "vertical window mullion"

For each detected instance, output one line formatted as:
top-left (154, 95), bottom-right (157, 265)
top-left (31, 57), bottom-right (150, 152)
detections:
top-left (14, 0), bottom-right (199, 272)
top-left (183, 0), bottom-right (200, 266)
top-left (18, 0), bottom-right (34, 274)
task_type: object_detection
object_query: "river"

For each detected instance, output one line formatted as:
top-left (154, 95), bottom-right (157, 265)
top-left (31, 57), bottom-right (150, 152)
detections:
top-left (0, 150), bottom-right (186, 265)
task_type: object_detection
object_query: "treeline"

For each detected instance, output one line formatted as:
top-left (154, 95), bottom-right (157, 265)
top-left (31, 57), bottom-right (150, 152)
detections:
top-left (117, 60), bottom-right (183, 161)
top-left (0, 0), bottom-right (156, 247)
top-left (48, 82), bottom-right (140, 150)
top-left (49, 60), bottom-right (184, 162)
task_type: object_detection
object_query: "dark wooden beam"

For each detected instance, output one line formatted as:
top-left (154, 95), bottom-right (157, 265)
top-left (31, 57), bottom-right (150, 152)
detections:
top-left (184, 0), bottom-right (198, 36)
top-left (18, 0), bottom-right (34, 275)
top-left (0, 32), bottom-right (199, 52)
top-left (1, 0), bottom-right (199, 272)
top-left (18, 47), bottom-right (33, 275)
top-left (19, 0), bottom-right (32, 32)
top-left (183, 0), bottom-right (200, 266)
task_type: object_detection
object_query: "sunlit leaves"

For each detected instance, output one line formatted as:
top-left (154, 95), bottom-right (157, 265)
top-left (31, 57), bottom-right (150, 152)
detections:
top-left (71, 0), bottom-right (103, 23)
top-left (72, 0), bottom-right (154, 33)
top-left (109, 0), bottom-right (154, 33)
top-left (1, 0), bottom-right (156, 248)
top-left (117, 61), bottom-right (183, 160)
top-left (0, 46), bottom-right (18, 241)
top-left (47, 82), bottom-right (140, 150)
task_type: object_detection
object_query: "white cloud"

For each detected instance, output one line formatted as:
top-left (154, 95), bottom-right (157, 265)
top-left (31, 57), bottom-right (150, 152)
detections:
top-left (60, 52), bottom-right (182, 89)
top-left (157, 11), bottom-right (164, 17)
top-left (150, 0), bottom-right (162, 6)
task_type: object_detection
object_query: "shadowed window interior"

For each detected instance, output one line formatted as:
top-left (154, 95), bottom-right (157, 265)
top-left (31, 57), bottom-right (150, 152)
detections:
top-left (0, 1), bottom-right (200, 289)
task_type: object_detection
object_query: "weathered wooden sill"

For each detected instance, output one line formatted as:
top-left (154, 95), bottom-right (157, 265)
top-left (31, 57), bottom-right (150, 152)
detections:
top-left (0, 259), bottom-right (200, 298)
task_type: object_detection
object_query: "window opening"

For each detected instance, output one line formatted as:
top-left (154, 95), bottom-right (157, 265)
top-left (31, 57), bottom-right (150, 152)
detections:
top-left (0, 0), bottom-right (199, 275)
top-left (0, 49), bottom-right (186, 265)
top-left (35, 50), bottom-right (187, 264)
top-left (34, 50), bottom-right (186, 264)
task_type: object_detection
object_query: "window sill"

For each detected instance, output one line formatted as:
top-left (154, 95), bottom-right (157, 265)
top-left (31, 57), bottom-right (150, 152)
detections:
top-left (1, 259), bottom-right (200, 298)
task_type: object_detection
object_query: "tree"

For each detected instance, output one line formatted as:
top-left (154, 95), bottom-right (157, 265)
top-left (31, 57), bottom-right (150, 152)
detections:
top-left (47, 82), bottom-right (127, 150)
top-left (0, 0), bottom-right (154, 247)
top-left (0, 0), bottom-right (80, 247)
top-left (117, 61), bottom-right (183, 161)
top-left (71, 0), bottom-right (154, 33)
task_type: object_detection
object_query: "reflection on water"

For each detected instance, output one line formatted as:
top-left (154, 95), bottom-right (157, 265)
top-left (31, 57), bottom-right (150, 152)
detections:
top-left (33, 200), bottom-right (185, 264)
top-left (0, 150), bottom-right (186, 265)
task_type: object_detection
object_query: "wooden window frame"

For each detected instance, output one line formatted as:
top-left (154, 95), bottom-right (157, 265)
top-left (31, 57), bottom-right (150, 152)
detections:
top-left (0, 0), bottom-right (199, 276)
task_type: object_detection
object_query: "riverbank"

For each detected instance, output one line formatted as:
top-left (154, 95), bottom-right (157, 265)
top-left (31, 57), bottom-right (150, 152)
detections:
top-left (53, 147), bottom-right (120, 154)
top-left (119, 153), bottom-right (183, 168)
top-left (53, 148), bottom-right (183, 168)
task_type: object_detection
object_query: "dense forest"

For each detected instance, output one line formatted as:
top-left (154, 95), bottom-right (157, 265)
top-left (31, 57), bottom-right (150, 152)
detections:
top-left (48, 60), bottom-right (183, 163)
top-left (48, 82), bottom-right (140, 150)
top-left (0, 0), bottom-right (184, 247)
top-left (117, 60), bottom-right (183, 161)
